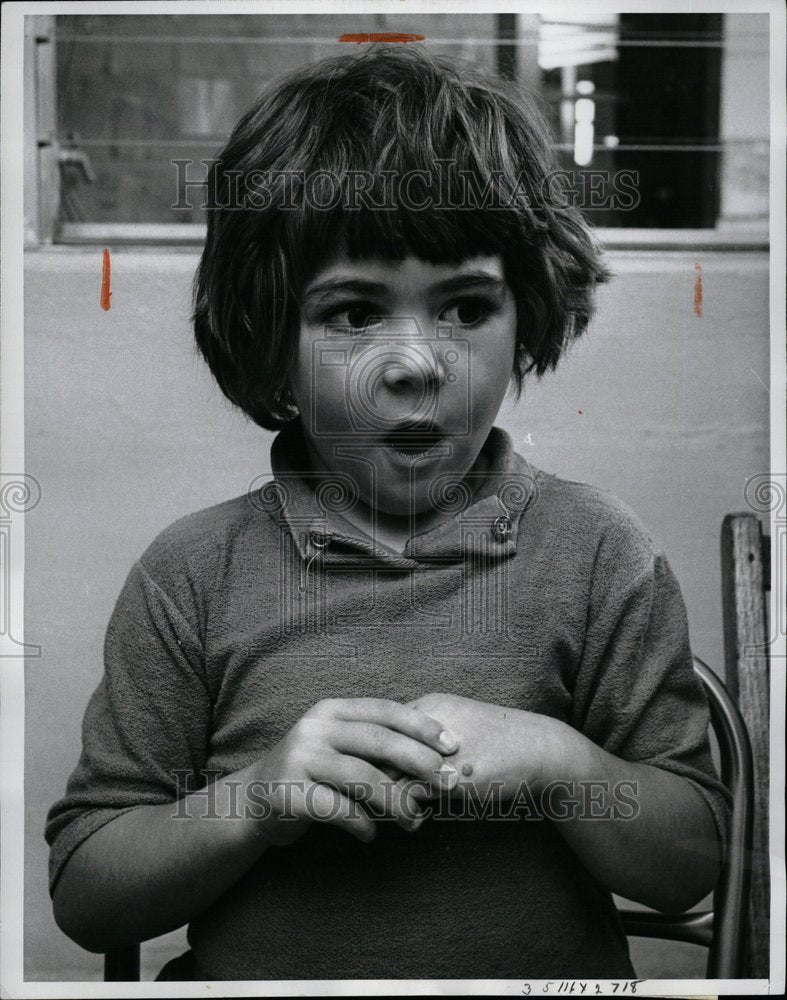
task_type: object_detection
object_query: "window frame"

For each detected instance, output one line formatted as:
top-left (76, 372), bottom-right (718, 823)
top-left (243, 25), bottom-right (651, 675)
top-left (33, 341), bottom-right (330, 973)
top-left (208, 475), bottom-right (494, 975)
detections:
top-left (27, 13), bottom-right (770, 252)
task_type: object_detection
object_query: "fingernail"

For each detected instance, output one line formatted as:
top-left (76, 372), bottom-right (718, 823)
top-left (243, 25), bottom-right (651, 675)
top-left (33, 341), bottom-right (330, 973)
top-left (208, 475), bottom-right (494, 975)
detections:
top-left (410, 814), bottom-right (425, 831)
top-left (438, 729), bottom-right (458, 752)
top-left (436, 762), bottom-right (458, 786)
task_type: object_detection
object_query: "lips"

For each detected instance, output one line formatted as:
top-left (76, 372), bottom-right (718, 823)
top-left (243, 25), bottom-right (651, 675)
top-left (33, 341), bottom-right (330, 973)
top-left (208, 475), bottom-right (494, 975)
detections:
top-left (382, 431), bottom-right (444, 459)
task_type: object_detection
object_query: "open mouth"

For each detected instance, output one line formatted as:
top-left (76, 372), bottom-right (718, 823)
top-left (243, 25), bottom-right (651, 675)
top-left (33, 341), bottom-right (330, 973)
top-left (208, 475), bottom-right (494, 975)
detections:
top-left (383, 434), bottom-right (444, 459)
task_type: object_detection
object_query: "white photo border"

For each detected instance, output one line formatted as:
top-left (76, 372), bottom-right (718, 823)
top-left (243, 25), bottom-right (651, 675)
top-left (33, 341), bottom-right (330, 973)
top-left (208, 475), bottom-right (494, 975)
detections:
top-left (2, 1), bottom-right (785, 996)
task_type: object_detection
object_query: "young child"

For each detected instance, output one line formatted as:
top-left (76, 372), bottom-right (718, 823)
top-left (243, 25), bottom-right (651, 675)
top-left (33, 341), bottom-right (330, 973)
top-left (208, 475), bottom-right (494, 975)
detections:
top-left (46, 45), bottom-right (729, 982)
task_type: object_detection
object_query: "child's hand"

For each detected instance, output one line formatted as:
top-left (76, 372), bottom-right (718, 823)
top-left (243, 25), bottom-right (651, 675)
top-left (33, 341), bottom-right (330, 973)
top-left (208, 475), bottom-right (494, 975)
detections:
top-left (248, 698), bottom-right (460, 846)
top-left (403, 692), bottom-right (547, 801)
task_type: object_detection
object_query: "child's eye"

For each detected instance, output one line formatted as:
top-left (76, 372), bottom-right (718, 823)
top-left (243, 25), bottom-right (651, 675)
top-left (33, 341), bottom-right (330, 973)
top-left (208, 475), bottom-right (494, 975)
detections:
top-left (323, 302), bottom-right (381, 333)
top-left (439, 297), bottom-right (496, 327)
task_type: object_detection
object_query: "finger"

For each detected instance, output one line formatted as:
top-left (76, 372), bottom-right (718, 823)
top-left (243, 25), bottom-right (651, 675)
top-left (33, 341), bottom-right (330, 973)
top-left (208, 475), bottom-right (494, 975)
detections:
top-left (316, 753), bottom-right (427, 832)
top-left (329, 721), bottom-right (459, 791)
top-left (328, 698), bottom-right (459, 755)
top-left (375, 770), bottom-right (440, 802)
top-left (380, 766), bottom-right (440, 800)
top-left (303, 781), bottom-right (377, 843)
top-left (397, 775), bottom-right (434, 803)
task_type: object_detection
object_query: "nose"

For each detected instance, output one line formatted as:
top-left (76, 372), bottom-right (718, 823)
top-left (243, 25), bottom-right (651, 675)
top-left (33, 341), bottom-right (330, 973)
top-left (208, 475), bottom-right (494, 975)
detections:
top-left (379, 341), bottom-right (447, 395)
top-left (349, 318), bottom-right (450, 432)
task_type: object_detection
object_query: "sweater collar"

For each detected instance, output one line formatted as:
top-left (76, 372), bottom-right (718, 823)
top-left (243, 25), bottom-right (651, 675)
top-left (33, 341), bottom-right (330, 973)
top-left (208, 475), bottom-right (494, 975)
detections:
top-left (267, 420), bottom-right (539, 568)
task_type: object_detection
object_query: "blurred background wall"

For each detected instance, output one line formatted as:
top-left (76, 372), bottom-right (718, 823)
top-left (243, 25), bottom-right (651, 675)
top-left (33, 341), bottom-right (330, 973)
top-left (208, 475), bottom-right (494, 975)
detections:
top-left (21, 9), bottom-right (771, 983)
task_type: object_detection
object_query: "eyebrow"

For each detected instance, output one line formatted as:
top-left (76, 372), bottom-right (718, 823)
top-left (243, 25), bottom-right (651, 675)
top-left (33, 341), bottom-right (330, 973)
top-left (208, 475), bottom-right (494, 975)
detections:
top-left (302, 279), bottom-right (388, 302)
top-left (429, 272), bottom-right (507, 296)
top-left (302, 270), bottom-right (506, 302)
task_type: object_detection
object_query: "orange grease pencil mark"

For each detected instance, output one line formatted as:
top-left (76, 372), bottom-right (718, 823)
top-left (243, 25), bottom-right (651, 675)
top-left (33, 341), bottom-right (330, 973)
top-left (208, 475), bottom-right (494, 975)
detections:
top-left (100, 249), bottom-right (111, 311)
top-left (339, 32), bottom-right (425, 44)
top-left (693, 262), bottom-right (702, 317)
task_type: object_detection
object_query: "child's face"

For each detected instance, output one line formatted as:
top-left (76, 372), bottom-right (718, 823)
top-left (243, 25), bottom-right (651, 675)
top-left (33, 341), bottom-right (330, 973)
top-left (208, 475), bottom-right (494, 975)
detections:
top-left (290, 253), bottom-right (517, 517)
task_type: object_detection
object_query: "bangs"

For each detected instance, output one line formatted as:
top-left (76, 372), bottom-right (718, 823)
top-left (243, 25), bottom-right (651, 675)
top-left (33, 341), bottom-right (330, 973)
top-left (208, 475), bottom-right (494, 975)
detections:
top-left (280, 165), bottom-right (528, 282)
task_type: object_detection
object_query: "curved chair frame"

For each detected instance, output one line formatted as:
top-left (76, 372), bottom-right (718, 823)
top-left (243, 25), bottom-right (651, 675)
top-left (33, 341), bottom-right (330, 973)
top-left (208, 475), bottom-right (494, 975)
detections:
top-left (619, 655), bottom-right (755, 979)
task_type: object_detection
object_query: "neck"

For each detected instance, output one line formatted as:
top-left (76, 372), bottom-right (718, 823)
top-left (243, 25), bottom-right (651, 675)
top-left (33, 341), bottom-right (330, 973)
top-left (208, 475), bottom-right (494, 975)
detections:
top-left (339, 498), bottom-right (450, 555)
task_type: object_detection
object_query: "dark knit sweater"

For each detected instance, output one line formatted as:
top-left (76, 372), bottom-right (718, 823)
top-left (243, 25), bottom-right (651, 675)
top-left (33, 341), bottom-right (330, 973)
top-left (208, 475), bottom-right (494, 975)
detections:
top-left (46, 424), bottom-right (729, 980)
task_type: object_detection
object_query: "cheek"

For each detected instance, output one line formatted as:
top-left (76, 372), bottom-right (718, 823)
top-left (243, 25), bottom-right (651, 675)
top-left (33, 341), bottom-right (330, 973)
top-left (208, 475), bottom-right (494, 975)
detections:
top-left (471, 315), bottom-right (517, 398)
top-left (290, 332), bottom-right (342, 415)
top-left (499, 307), bottom-right (518, 361)
top-left (293, 354), bottom-right (350, 429)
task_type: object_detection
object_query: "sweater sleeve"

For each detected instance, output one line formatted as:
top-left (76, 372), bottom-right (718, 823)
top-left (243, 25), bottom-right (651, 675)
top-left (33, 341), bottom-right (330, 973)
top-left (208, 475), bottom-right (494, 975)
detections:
top-left (44, 558), bottom-right (212, 896)
top-left (570, 526), bottom-right (731, 854)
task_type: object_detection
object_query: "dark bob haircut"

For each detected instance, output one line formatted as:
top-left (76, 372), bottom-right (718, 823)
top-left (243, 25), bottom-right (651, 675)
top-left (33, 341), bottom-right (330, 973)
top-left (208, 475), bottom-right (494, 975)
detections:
top-left (193, 44), bottom-right (609, 430)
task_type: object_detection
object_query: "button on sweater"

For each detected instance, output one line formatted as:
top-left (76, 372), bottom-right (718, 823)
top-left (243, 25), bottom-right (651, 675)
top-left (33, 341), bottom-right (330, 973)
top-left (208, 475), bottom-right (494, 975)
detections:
top-left (46, 423), bottom-right (730, 980)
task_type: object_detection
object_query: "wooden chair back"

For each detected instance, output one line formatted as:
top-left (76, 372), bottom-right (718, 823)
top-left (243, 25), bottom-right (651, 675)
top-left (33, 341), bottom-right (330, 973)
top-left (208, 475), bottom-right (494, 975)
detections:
top-left (721, 511), bottom-right (770, 978)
